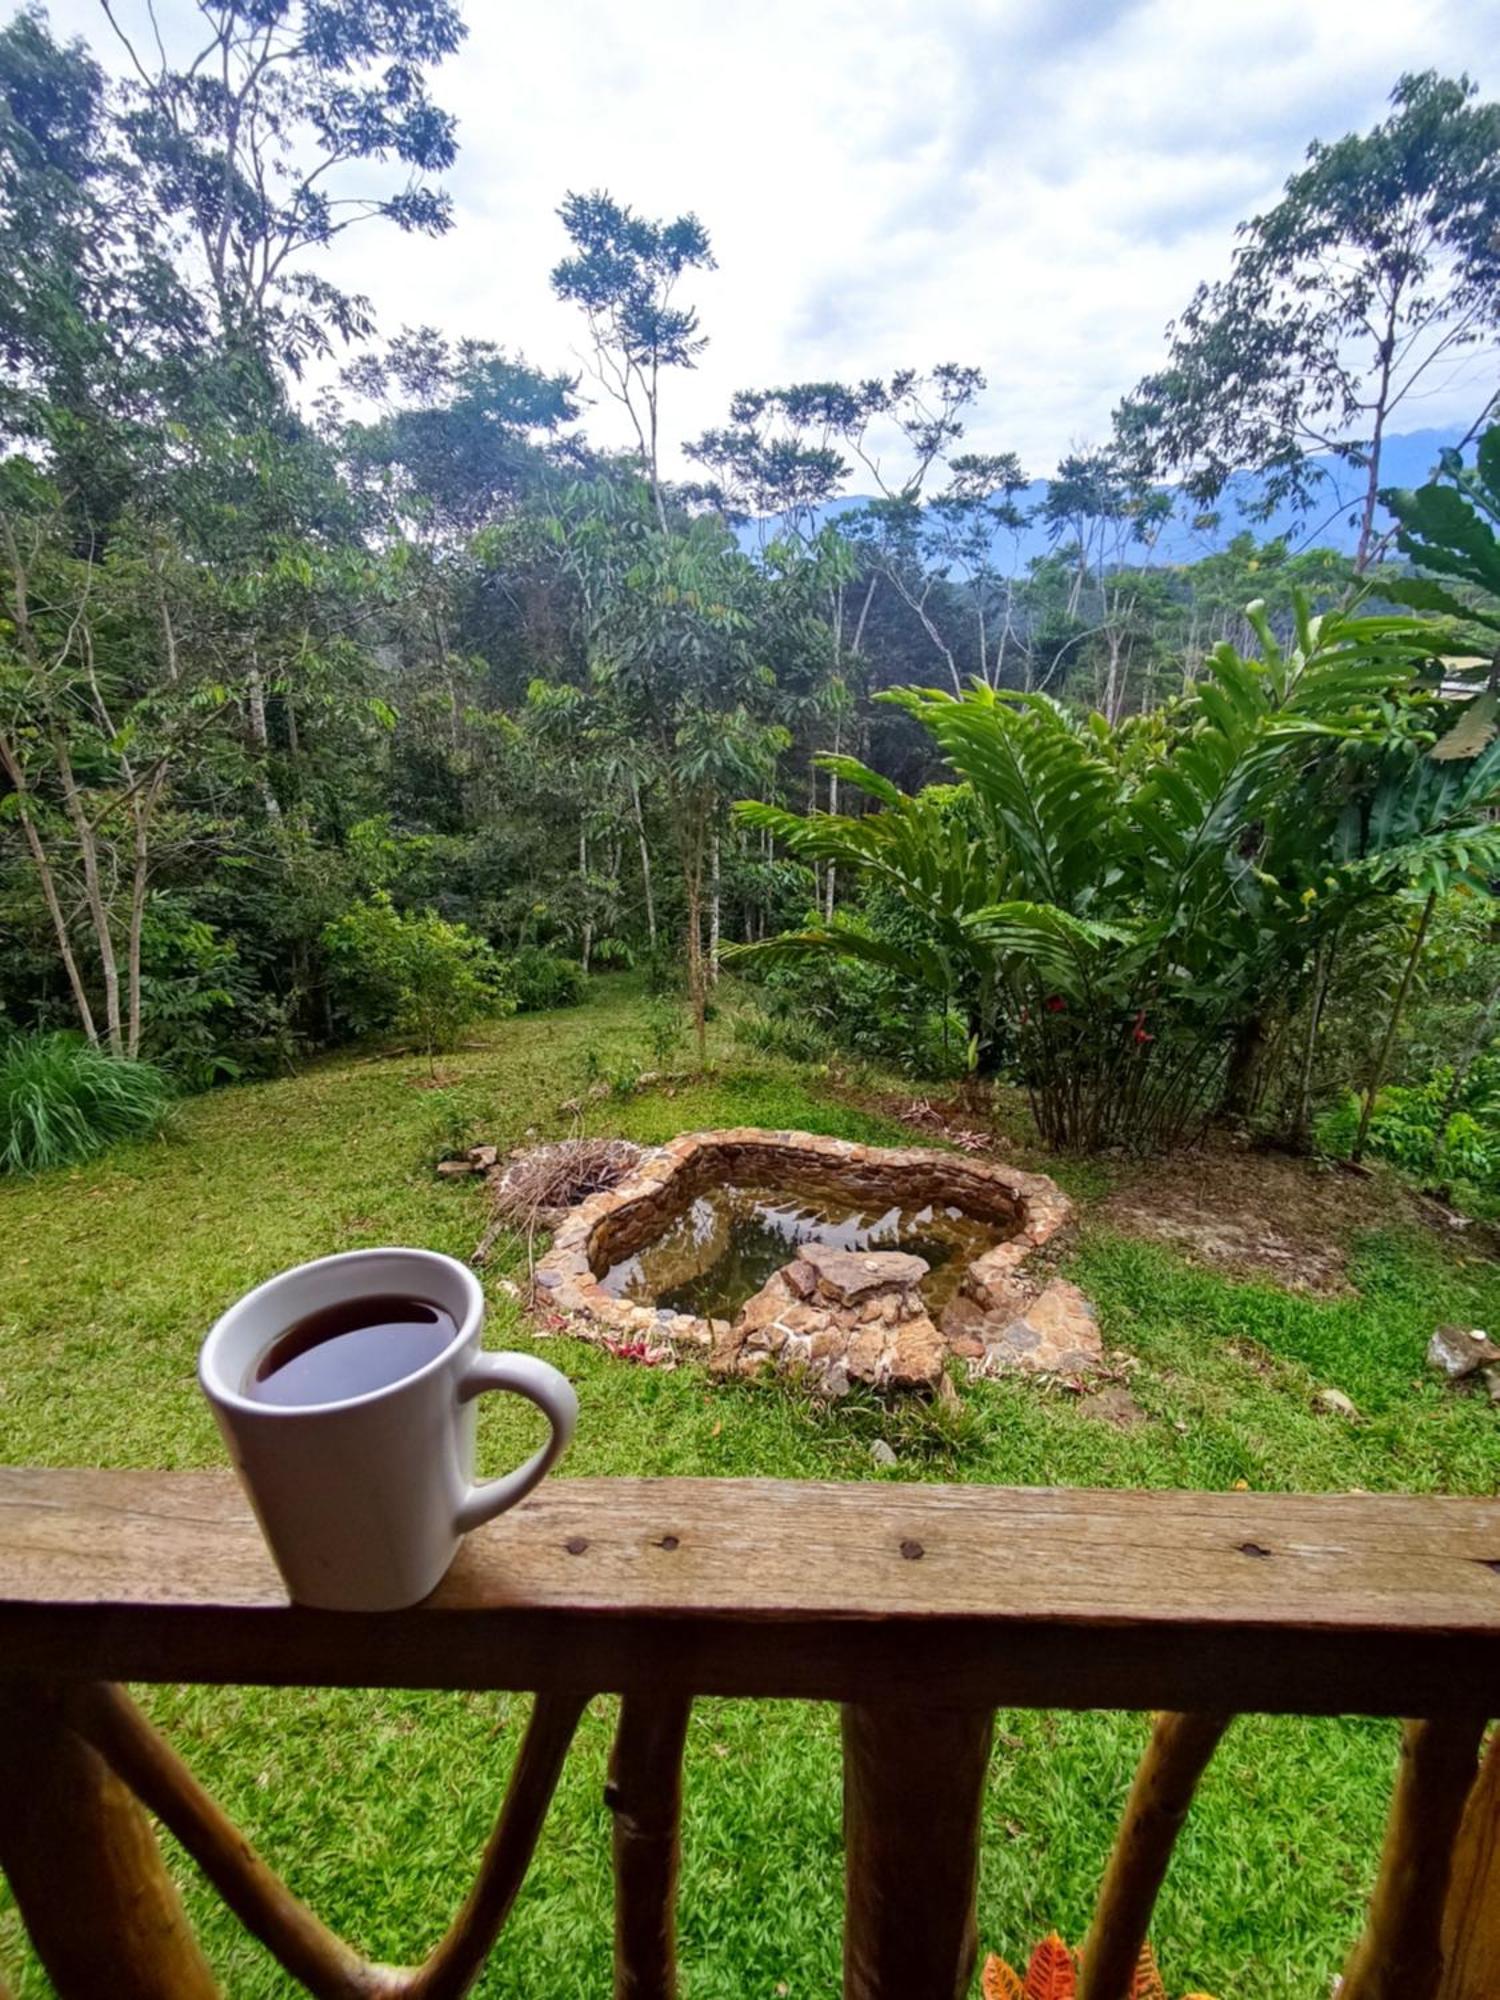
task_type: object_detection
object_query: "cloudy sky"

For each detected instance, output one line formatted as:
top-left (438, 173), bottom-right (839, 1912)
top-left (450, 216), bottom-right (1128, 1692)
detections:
top-left (36, 0), bottom-right (1500, 478)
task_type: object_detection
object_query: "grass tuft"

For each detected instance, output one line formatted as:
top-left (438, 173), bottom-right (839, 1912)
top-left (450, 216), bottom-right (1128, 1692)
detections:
top-left (0, 1031), bottom-right (172, 1175)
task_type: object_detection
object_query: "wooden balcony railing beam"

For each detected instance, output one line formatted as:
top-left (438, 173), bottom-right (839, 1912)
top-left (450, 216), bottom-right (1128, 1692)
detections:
top-left (2, 1470), bottom-right (1500, 2000)
top-left (841, 1701), bottom-right (994, 2000)
top-left (3, 1470), bottom-right (1500, 1715)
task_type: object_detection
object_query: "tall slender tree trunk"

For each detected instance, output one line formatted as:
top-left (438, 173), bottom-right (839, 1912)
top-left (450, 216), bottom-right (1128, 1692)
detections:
top-left (1223, 1009), bottom-right (1269, 1121)
top-left (808, 750), bottom-right (823, 908)
top-left (629, 775), bottom-right (657, 947)
top-left (850, 573), bottom-right (879, 658)
top-left (579, 826), bottom-right (592, 976)
top-left (0, 734), bottom-right (98, 1044)
top-left (824, 727), bottom-right (840, 920)
top-left (1353, 890), bottom-right (1437, 1161)
top-left (684, 844), bottom-right (707, 1067)
top-left (124, 768), bottom-right (163, 1061)
top-left (707, 826), bottom-right (721, 987)
top-left (245, 661), bottom-right (280, 821)
top-left (647, 361), bottom-right (668, 533)
top-left (1293, 933), bottom-right (1338, 1150)
top-left (52, 732), bottom-right (123, 1056)
top-left (1354, 304), bottom-right (1399, 573)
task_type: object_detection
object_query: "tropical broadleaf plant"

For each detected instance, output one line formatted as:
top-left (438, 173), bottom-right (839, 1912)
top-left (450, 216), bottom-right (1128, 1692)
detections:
top-left (1381, 423), bottom-right (1500, 757)
top-left (732, 595), bottom-right (1488, 1151)
top-left (736, 592), bottom-right (1496, 1152)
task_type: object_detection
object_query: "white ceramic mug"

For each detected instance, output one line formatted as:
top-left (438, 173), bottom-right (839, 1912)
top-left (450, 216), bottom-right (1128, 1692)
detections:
top-left (199, 1248), bottom-right (578, 1611)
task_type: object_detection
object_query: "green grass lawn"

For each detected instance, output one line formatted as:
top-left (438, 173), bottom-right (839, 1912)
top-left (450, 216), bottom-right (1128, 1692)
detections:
top-left (2, 975), bottom-right (1497, 1997)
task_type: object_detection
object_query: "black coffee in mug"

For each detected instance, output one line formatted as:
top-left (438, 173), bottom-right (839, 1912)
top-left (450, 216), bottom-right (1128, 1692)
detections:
top-left (246, 1295), bottom-right (458, 1408)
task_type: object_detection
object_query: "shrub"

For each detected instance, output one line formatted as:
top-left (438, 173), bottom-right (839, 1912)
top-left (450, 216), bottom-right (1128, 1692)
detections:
top-left (740, 916), bottom-right (968, 1080)
top-left (641, 941), bottom-right (685, 998)
top-left (0, 1032), bottom-right (172, 1174)
top-left (1317, 1052), bottom-right (1500, 1213)
top-left (507, 947), bottom-right (587, 1013)
top-left (322, 895), bottom-right (514, 1057)
top-left (137, 903), bottom-right (244, 1090)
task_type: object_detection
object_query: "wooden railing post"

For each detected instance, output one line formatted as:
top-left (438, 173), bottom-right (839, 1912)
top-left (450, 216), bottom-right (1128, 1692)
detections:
top-left (1341, 1716), bottom-right (1489, 2000)
top-left (0, 1678), bottom-right (220, 2000)
top-left (607, 1691), bottom-right (693, 2000)
top-left (1437, 1728), bottom-right (1500, 2000)
top-left (63, 1678), bottom-right (589, 2000)
top-left (841, 1702), bottom-right (994, 2000)
top-left (1078, 1712), bottom-right (1232, 2000)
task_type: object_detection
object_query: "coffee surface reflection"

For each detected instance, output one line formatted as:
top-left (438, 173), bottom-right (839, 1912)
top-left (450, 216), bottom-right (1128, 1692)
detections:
top-left (246, 1295), bottom-right (457, 1407)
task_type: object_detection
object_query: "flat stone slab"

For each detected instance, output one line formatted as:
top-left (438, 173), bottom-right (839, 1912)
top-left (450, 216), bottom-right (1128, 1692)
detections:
top-left (944, 1278), bottom-right (1103, 1379)
top-left (795, 1241), bottom-right (930, 1302)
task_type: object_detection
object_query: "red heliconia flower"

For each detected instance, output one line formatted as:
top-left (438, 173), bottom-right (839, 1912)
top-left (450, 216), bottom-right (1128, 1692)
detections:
top-left (1044, 994), bottom-right (1066, 1014)
top-left (1132, 1009), bottom-right (1154, 1045)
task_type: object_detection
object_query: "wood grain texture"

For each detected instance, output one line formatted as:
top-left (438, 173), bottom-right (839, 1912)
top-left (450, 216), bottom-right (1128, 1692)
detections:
top-left (1077, 1712), bottom-right (1232, 2000)
top-left (0, 1680), bottom-right (221, 2000)
top-left (66, 1679), bottom-right (589, 2000)
top-left (608, 1692), bottom-right (693, 2000)
top-left (841, 1702), bottom-right (993, 2000)
top-left (3, 1470), bottom-right (1500, 1710)
top-left (1340, 1716), bottom-right (1489, 2000)
top-left (1437, 1729), bottom-right (1500, 2000)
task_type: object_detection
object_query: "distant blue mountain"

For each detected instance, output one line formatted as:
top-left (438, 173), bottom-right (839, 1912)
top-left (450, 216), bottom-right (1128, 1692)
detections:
top-left (737, 427), bottom-right (1466, 569)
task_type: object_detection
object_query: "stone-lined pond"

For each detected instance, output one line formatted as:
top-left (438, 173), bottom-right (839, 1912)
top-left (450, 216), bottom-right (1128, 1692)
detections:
top-left (598, 1182), bottom-right (996, 1321)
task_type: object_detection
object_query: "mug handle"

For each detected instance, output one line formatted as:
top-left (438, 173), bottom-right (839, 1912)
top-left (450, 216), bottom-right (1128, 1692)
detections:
top-left (453, 1352), bottom-right (579, 1532)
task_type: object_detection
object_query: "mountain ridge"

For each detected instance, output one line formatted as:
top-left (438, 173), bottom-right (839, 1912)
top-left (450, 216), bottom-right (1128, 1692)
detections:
top-left (736, 426), bottom-right (1468, 567)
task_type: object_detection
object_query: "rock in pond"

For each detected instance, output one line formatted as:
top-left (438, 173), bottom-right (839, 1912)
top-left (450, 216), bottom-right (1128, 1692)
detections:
top-left (712, 1247), bottom-right (947, 1397)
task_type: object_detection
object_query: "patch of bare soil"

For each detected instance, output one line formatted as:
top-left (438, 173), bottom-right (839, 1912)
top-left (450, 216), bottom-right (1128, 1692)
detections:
top-left (816, 1080), bottom-right (1494, 1298)
top-left (1096, 1138), bottom-right (1487, 1295)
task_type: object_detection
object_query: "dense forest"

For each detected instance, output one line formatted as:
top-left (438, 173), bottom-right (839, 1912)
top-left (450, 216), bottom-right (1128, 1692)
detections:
top-left (3, 2), bottom-right (1500, 1193)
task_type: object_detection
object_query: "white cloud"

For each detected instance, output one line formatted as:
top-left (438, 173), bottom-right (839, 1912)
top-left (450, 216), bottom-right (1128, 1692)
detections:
top-left (31, 0), bottom-right (1500, 477)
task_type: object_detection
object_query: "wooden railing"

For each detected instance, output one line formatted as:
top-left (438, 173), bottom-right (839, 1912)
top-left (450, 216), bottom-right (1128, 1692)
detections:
top-left (1, 1466), bottom-right (1498, 1998)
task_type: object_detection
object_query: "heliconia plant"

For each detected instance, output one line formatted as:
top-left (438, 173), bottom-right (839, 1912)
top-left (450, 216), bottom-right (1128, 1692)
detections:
top-left (980, 1934), bottom-right (1218, 2000)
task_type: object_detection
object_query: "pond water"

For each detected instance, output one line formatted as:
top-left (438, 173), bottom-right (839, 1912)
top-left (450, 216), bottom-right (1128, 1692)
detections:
top-left (597, 1181), bottom-right (998, 1321)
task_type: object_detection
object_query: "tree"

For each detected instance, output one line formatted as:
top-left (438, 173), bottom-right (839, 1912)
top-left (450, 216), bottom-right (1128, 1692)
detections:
top-left (551, 192), bottom-right (715, 527)
top-left (1039, 447), bottom-right (1173, 721)
top-left (339, 328), bottom-right (581, 540)
top-left (687, 383), bottom-right (854, 540)
top-left (99, 0), bottom-right (465, 374)
top-left (0, 11), bottom-right (202, 516)
top-left (1119, 73), bottom-right (1500, 569)
top-left (515, 477), bottom-right (795, 1060)
top-left (322, 893), bottom-right (511, 1064)
top-left (0, 473), bottom-right (225, 1056)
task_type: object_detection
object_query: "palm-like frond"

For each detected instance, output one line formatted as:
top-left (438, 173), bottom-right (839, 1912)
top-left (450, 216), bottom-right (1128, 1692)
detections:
top-left (881, 684), bottom-right (1124, 909)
